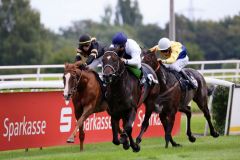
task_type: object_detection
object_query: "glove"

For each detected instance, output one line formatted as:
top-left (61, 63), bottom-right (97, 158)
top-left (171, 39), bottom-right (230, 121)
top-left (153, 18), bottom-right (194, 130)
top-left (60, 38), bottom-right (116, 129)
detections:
top-left (160, 59), bottom-right (167, 64)
top-left (80, 63), bottom-right (87, 68)
top-left (86, 54), bottom-right (95, 65)
top-left (121, 58), bottom-right (127, 64)
top-left (75, 55), bottom-right (81, 62)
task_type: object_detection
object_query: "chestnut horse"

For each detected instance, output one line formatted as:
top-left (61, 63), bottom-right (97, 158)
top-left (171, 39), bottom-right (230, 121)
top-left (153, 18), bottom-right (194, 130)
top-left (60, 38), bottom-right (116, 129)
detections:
top-left (63, 62), bottom-right (109, 151)
top-left (137, 50), bottom-right (219, 148)
top-left (102, 50), bottom-right (160, 152)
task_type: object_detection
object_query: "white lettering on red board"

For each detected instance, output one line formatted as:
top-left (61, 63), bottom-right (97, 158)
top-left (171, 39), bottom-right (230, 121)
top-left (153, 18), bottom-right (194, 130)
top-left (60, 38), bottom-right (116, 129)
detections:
top-left (3, 116), bottom-right (46, 142)
top-left (59, 107), bottom-right (72, 132)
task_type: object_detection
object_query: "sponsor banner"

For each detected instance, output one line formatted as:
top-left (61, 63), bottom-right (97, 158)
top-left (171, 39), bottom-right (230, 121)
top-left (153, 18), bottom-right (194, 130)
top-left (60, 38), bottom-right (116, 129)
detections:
top-left (0, 91), bottom-right (181, 151)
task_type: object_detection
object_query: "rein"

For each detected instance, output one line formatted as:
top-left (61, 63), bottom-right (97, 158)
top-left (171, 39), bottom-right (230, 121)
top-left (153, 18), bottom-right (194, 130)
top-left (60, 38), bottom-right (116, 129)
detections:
top-left (155, 62), bottom-right (160, 72)
top-left (66, 69), bottom-right (83, 93)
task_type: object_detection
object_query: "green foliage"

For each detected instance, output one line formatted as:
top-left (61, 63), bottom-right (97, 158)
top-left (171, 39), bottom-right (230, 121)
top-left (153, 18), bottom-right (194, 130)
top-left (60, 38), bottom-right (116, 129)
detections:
top-left (0, 0), bottom-right (52, 65)
top-left (115, 0), bottom-right (143, 26)
top-left (1, 1), bottom-right (240, 65)
top-left (212, 86), bottom-right (229, 134)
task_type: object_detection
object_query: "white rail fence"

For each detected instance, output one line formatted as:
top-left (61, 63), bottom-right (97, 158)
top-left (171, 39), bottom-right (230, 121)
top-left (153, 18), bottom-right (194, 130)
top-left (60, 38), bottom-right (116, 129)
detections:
top-left (0, 61), bottom-right (239, 136)
top-left (0, 60), bottom-right (239, 82)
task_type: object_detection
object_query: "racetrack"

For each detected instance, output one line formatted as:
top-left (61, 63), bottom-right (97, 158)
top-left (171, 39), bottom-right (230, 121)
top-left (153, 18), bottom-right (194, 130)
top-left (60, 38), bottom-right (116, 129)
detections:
top-left (1, 115), bottom-right (240, 160)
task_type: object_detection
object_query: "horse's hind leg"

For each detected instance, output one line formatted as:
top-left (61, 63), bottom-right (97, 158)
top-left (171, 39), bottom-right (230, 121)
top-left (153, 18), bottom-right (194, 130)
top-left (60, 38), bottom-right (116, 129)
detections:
top-left (194, 98), bottom-right (219, 138)
top-left (179, 106), bottom-right (196, 142)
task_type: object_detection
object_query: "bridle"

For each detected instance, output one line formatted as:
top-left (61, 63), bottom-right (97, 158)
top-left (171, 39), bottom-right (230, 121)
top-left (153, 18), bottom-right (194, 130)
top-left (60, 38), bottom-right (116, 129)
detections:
top-left (65, 69), bottom-right (82, 94)
top-left (102, 51), bottom-right (125, 83)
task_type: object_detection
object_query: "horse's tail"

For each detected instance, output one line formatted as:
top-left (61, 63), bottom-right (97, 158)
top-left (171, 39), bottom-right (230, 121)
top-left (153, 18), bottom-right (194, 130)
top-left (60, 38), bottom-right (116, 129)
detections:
top-left (207, 85), bottom-right (215, 96)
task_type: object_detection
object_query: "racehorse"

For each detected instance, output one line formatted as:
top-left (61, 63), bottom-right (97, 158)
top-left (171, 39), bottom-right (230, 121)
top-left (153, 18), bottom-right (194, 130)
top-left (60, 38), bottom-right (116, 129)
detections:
top-left (102, 50), bottom-right (160, 152)
top-left (63, 62), bottom-right (110, 151)
top-left (137, 50), bottom-right (219, 148)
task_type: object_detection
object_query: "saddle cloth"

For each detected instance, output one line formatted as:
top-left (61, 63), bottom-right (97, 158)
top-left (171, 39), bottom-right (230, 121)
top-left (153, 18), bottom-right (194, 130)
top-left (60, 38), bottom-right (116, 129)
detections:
top-left (141, 63), bottom-right (159, 85)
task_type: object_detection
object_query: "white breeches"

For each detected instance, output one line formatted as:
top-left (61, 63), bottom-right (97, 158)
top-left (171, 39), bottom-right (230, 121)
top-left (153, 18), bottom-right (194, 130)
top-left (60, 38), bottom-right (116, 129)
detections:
top-left (163, 55), bottom-right (189, 72)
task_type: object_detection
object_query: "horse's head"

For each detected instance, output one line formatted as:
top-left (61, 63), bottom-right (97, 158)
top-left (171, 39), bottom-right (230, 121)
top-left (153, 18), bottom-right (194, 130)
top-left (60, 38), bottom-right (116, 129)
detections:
top-left (142, 49), bottom-right (159, 71)
top-left (63, 63), bottom-right (82, 104)
top-left (102, 50), bottom-right (125, 84)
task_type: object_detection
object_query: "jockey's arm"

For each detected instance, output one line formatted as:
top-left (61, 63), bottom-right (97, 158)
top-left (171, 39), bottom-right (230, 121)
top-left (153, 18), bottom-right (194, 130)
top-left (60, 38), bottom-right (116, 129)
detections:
top-left (164, 42), bottom-right (182, 64)
top-left (75, 49), bottom-right (82, 62)
top-left (86, 42), bottom-right (99, 65)
top-left (124, 39), bottom-right (142, 69)
top-left (164, 51), bottom-right (178, 64)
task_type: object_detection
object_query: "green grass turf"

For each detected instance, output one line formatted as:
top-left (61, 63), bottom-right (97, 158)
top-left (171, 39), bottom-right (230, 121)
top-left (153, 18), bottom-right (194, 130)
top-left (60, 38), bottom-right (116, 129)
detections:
top-left (0, 115), bottom-right (239, 160)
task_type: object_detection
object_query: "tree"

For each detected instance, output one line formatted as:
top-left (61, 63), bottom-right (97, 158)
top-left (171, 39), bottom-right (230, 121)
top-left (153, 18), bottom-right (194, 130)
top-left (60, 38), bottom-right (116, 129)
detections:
top-left (114, 0), bottom-right (143, 27)
top-left (0, 0), bottom-right (51, 65)
top-left (101, 5), bottom-right (113, 26)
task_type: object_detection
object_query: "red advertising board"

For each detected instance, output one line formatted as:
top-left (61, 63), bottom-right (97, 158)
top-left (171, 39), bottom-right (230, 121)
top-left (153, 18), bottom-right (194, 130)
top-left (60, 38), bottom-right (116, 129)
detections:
top-left (0, 91), bottom-right (181, 151)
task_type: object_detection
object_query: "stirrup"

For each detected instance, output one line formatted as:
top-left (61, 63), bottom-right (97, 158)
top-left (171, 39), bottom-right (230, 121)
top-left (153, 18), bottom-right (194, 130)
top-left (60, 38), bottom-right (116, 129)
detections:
top-left (140, 77), bottom-right (146, 85)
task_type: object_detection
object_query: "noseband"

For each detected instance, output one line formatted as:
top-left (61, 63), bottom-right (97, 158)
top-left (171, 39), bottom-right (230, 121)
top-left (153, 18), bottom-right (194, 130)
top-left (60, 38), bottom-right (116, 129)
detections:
top-left (103, 51), bottom-right (125, 78)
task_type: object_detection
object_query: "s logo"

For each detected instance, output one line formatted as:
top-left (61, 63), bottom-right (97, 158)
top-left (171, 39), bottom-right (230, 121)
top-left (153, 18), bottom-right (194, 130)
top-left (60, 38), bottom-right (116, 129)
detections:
top-left (60, 107), bottom-right (72, 132)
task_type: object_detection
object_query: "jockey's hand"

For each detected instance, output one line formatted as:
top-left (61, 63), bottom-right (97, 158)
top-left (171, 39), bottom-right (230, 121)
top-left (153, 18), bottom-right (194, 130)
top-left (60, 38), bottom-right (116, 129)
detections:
top-left (76, 48), bottom-right (82, 53)
top-left (79, 63), bottom-right (87, 69)
top-left (121, 58), bottom-right (127, 64)
top-left (86, 54), bottom-right (95, 65)
top-left (160, 59), bottom-right (167, 64)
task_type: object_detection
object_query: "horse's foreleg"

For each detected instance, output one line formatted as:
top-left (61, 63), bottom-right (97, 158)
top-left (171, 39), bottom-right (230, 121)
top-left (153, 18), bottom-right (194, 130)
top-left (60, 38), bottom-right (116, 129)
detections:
top-left (111, 118), bottom-right (120, 145)
top-left (160, 112), bottom-right (180, 148)
top-left (167, 113), bottom-right (181, 147)
top-left (136, 108), bottom-right (152, 144)
top-left (159, 112), bottom-right (170, 147)
top-left (124, 108), bottom-right (140, 152)
top-left (67, 105), bottom-right (93, 144)
top-left (179, 106), bottom-right (196, 142)
top-left (79, 126), bottom-right (85, 151)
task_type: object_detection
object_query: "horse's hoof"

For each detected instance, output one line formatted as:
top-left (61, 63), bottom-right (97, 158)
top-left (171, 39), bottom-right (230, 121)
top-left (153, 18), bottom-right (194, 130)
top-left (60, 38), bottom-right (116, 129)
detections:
top-left (120, 134), bottom-right (128, 144)
top-left (172, 143), bottom-right (182, 147)
top-left (112, 139), bottom-right (120, 145)
top-left (123, 142), bottom-right (130, 150)
top-left (211, 131), bottom-right (219, 138)
top-left (136, 137), bottom-right (142, 144)
top-left (165, 143), bottom-right (169, 148)
top-left (189, 136), bottom-right (196, 143)
top-left (132, 143), bottom-right (140, 152)
top-left (66, 137), bottom-right (74, 143)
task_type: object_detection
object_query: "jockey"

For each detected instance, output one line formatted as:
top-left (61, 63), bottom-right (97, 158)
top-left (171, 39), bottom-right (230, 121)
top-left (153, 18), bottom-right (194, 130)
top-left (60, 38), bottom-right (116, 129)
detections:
top-left (75, 34), bottom-right (107, 70)
top-left (149, 37), bottom-right (197, 89)
top-left (110, 32), bottom-right (145, 84)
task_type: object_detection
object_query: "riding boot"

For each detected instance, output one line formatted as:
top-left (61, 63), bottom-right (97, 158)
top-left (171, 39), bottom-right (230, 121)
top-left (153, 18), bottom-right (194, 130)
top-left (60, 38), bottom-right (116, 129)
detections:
top-left (180, 70), bottom-right (198, 89)
top-left (140, 68), bottom-right (146, 86)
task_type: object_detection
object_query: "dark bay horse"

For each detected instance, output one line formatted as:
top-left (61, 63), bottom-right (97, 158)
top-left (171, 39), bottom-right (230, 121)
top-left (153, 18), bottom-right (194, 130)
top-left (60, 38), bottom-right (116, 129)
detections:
top-left (63, 62), bottom-right (109, 151)
top-left (102, 50), bottom-right (160, 152)
top-left (138, 50), bottom-right (219, 148)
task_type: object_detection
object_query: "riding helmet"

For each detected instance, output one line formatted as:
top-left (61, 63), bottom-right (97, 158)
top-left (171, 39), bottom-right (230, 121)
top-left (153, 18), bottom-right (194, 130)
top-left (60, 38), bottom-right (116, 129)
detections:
top-left (158, 37), bottom-right (171, 51)
top-left (79, 34), bottom-right (91, 45)
top-left (112, 32), bottom-right (128, 45)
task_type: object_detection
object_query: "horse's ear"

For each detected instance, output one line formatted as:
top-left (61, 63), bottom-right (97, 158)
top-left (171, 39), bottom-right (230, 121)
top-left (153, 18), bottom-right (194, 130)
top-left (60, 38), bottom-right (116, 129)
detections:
top-left (64, 62), bottom-right (69, 68)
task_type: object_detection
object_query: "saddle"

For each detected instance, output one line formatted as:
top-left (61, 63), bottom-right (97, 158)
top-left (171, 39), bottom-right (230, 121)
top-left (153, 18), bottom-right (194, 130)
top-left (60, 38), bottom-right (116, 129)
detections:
top-left (171, 70), bottom-right (192, 91)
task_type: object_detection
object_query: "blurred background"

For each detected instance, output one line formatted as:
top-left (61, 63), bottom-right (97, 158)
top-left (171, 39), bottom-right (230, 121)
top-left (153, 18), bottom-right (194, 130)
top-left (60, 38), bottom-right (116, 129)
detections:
top-left (0, 0), bottom-right (240, 65)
